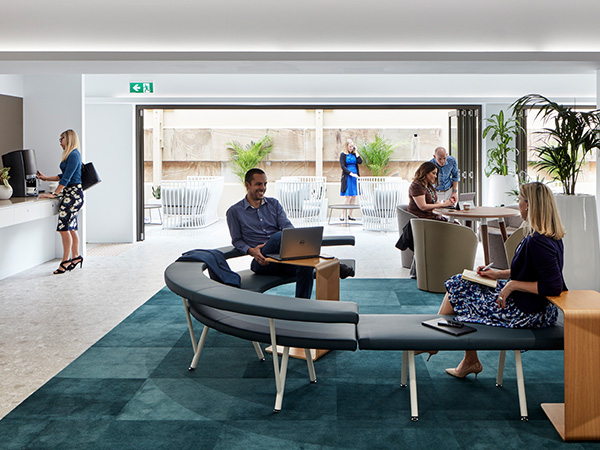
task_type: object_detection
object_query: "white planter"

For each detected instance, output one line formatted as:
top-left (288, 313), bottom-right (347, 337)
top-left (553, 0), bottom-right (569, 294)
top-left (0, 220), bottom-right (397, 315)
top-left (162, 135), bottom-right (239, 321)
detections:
top-left (554, 194), bottom-right (600, 291)
top-left (0, 184), bottom-right (13, 200)
top-left (486, 173), bottom-right (517, 207)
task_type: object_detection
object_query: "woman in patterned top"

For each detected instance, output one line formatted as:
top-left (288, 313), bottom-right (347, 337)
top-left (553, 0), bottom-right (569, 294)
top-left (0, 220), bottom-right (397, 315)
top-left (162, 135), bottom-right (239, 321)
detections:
top-left (38, 129), bottom-right (84, 274)
top-left (438, 182), bottom-right (566, 379)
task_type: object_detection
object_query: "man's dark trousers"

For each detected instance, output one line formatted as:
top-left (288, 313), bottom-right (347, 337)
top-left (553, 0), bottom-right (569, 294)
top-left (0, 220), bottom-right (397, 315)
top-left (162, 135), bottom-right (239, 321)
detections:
top-left (250, 231), bottom-right (314, 298)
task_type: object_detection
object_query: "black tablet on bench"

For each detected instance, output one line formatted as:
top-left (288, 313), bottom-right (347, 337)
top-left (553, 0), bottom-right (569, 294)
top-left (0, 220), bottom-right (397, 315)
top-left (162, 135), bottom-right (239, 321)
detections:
top-left (422, 318), bottom-right (477, 336)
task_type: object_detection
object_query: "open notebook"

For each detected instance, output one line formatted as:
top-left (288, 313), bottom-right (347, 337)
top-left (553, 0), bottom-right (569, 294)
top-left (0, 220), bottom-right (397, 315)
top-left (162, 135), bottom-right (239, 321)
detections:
top-left (462, 269), bottom-right (497, 288)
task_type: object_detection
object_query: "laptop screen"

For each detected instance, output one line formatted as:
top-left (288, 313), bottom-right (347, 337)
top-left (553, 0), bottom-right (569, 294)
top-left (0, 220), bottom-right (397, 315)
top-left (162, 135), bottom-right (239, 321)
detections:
top-left (277, 226), bottom-right (323, 260)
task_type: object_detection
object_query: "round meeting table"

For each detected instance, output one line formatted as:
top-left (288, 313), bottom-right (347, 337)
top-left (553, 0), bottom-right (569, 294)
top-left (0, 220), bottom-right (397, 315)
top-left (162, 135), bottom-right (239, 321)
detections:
top-left (433, 206), bottom-right (521, 265)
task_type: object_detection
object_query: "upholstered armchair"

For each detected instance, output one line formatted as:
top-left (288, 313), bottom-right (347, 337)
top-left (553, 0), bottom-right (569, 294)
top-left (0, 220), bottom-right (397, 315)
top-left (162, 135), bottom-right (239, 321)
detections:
top-left (411, 218), bottom-right (478, 293)
top-left (396, 205), bottom-right (417, 269)
top-left (487, 204), bottom-right (523, 269)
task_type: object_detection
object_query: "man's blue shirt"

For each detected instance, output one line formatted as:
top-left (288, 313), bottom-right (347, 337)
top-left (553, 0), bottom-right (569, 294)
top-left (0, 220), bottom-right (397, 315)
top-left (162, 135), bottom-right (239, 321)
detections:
top-left (226, 196), bottom-right (293, 254)
top-left (430, 155), bottom-right (459, 191)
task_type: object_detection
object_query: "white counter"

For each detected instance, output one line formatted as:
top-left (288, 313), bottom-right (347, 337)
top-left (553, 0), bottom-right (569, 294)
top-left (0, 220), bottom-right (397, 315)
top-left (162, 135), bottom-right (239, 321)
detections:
top-left (0, 196), bottom-right (60, 280)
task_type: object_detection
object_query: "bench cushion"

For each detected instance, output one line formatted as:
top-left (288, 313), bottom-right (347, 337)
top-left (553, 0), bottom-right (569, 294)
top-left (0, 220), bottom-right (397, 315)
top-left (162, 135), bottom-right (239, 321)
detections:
top-left (357, 314), bottom-right (563, 351)
top-left (189, 303), bottom-right (358, 350)
top-left (239, 269), bottom-right (296, 292)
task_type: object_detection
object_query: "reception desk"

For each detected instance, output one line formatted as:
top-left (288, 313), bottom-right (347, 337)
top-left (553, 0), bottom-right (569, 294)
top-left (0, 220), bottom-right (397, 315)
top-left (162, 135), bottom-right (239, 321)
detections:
top-left (0, 196), bottom-right (60, 280)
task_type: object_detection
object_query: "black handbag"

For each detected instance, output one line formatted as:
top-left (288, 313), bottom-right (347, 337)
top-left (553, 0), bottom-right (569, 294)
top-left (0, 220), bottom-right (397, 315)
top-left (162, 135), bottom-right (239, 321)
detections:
top-left (81, 162), bottom-right (101, 190)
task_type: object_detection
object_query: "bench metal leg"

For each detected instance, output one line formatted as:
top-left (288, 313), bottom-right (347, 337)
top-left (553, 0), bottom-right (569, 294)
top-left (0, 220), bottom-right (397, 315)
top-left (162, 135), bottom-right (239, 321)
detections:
top-left (496, 350), bottom-right (506, 387)
top-left (270, 318), bottom-right (290, 412)
top-left (513, 350), bottom-right (529, 421)
top-left (184, 297), bottom-right (265, 367)
top-left (253, 341), bottom-right (265, 361)
top-left (305, 349), bottom-right (317, 383)
top-left (189, 325), bottom-right (210, 371)
top-left (408, 350), bottom-right (419, 421)
top-left (401, 351), bottom-right (408, 387)
top-left (183, 298), bottom-right (198, 352)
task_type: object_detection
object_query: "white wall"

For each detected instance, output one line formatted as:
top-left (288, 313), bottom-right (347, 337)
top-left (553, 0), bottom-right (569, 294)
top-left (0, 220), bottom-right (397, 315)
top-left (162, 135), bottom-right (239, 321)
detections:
top-left (85, 73), bottom-right (597, 105)
top-left (23, 74), bottom-right (85, 255)
top-left (23, 75), bottom-right (84, 179)
top-left (0, 75), bottom-right (23, 97)
top-left (85, 103), bottom-right (136, 243)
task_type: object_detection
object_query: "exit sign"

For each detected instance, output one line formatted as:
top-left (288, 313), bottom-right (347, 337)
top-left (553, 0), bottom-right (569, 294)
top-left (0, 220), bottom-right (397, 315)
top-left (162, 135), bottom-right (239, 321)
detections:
top-left (129, 82), bottom-right (154, 94)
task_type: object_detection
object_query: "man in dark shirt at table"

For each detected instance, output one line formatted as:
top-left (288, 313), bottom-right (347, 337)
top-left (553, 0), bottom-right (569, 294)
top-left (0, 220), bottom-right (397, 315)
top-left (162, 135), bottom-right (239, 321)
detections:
top-left (226, 168), bottom-right (315, 298)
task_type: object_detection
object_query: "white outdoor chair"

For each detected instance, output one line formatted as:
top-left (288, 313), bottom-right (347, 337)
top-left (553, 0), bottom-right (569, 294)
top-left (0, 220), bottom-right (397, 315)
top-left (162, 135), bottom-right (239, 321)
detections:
top-left (274, 176), bottom-right (327, 227)
top-left (358, 177), bottom-right (408, 231)
top-left (161, 176), bottom-right (224, 229)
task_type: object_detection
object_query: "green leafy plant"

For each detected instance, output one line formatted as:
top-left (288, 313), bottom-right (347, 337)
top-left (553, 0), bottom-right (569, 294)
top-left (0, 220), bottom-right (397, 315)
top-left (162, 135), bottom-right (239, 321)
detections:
top-left (359, 135), bottom-right (397, 177)
top-left (227, 135), bottom-right (274, 183)
top-left (152, 185), bottom-right (161, 200)
top-left (512, 94), bottom-right (600, 195)
top-left (0, 167), bottom-right (10, 187)
top-left (482, 109), bottom-right (523, 177)
top-left (507, 170), bottom-right (547, 201)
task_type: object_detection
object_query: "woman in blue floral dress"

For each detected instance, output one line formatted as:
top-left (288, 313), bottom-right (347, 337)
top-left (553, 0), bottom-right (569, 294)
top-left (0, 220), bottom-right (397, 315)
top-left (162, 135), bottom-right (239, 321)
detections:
top-left (438, 182), bottom-right (566, 379)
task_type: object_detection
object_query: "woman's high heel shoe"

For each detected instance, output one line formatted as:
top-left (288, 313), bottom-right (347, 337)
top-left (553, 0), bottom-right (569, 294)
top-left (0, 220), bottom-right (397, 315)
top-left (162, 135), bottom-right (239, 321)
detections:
top-left (414, 350), bottom-right (438, 361)
top-left (445, 361), bottom-right (483, 379)
top-left (68, 255), bottom-right (84, 271)
top-left (53, 260), bottom-right (71, 275)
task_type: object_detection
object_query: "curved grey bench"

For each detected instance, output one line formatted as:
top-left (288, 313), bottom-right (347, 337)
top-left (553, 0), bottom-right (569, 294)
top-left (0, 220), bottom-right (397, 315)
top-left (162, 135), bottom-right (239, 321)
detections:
top-left (165, 236), bottom-right (358, 411)
top-left (165, 237), bottom-right (565, 419)
top-left (357, 313), bottom-right (564, 421)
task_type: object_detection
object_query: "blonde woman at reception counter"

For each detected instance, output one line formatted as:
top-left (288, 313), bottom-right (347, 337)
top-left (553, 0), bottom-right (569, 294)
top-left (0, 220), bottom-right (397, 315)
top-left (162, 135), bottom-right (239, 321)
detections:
top-left (37, 129), bottom-right (84, 274)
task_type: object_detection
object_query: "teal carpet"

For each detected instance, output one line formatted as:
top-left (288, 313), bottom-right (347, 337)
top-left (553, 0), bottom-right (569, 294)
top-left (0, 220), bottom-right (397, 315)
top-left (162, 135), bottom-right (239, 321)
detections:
top-left (0, 279), bottom-right (591, 449)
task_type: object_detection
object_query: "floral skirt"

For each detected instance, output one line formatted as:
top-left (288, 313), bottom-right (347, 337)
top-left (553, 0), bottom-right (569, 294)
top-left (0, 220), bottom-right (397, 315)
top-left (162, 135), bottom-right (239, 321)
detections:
top-left (444, 274), bottom-right (558, 328)
top-left (57, 184), bottom-right (84, 231)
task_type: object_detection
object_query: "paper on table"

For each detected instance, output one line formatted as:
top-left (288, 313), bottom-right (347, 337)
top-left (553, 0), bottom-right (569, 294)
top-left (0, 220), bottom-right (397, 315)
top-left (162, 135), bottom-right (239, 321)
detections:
top-left (462, 269), bottom-right (498, 288)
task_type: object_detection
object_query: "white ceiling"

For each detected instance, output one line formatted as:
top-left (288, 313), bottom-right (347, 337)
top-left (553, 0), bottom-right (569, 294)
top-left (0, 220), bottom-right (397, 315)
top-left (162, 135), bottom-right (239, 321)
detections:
top-left (1, 1), bottom-right (600, 75)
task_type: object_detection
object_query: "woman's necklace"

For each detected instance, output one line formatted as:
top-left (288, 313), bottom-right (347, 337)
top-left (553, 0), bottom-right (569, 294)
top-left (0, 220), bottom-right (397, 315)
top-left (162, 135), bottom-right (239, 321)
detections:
top-left (426, 185), bottom-right (437, 203)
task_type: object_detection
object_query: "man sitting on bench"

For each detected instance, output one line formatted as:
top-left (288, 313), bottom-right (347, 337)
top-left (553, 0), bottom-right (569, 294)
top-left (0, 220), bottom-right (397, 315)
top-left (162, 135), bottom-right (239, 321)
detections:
top-left (227, 168), bottom-right (354, 299)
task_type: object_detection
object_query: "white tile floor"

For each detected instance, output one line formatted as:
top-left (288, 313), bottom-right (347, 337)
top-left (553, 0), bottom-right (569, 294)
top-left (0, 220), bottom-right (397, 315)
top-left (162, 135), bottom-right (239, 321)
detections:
top-left (0, 218), bottom-right (484, 419)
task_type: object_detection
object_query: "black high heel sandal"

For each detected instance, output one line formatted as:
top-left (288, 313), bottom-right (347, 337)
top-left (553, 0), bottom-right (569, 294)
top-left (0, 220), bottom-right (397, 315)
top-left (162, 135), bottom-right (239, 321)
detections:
top-left (68, 255), bottom-right (84, 271)
top-left (54, 260), bottom-right (72, 275)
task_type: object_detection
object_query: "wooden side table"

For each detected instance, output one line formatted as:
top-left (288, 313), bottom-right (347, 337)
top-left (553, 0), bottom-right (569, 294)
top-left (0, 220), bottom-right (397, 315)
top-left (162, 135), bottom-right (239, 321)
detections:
top-left (543, 290), bottom-right (600, 441)
top-left (265, 256), bottom-right (340, 361)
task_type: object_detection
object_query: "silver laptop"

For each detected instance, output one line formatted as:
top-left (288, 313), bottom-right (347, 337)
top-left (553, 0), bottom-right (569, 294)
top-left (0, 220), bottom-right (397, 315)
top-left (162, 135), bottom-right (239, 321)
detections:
top-left (266, 226), bottom-right (324, 261)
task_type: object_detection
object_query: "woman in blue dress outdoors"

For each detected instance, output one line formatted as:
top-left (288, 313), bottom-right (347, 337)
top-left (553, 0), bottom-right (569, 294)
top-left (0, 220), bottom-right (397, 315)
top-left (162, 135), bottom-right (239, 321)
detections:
top-left (438, 182), bottom-right (566, 379)
top-left (38, 129), bottom-right (84, 274)
top-left (339, 138), bottom-right (362, 221)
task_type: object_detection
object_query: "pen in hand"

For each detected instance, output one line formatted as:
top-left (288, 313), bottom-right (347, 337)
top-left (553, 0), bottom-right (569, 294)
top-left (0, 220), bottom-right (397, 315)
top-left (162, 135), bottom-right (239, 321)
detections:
top-left (478, 262), bottom-right (494, 274)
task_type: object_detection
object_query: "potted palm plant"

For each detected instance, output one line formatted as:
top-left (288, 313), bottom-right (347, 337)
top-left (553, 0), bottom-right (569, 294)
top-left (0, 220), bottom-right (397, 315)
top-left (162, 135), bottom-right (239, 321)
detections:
top-left (512, 93), bottom-right (600, 291)
top-left (482, 109), bottom-right (523, 206)
top-left (359, 134), bottom-right (397, 177)
top-left (512, 94), bottom-right (600, 195)
top-left (227, 135), bottom-right (273, 184)
top-left (0, 167), bottom-right (13, 200)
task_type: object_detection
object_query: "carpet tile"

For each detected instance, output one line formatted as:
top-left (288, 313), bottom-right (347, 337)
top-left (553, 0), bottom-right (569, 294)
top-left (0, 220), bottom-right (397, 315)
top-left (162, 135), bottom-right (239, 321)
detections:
top-left (0, 279), bottom-right (595, 449)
